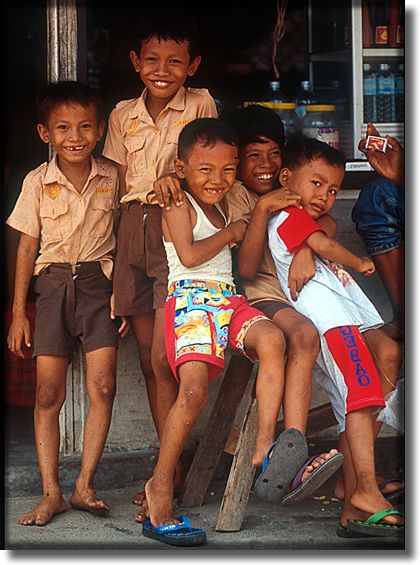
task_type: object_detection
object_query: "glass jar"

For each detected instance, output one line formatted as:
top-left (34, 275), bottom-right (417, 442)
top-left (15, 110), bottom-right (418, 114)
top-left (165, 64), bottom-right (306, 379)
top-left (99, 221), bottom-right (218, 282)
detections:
top-left (301, 104), bottom-right (340, 149)
top-left (271, 102), bottom-right (301, 141)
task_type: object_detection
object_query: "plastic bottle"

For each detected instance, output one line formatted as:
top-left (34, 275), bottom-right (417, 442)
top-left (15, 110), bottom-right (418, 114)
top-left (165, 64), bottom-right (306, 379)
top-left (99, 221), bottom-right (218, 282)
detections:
top-left (394, 63), bottom-right (404, 122)
top-left (329, 80), bottom-right (347, 121)
top-left (376, 63), bottom-right (395, 122)
top-left (265, 80), bottom-right (288, 103)
top-left (294, 81), bottom-right (318, 120)
top-left (301, 105), bottom-right (340, 149)
top-left (272, 103), bottom-right (301, 141)
top-left (363, 63), bottom-right (377, 123)
top-left (374, 0), bottom-right (389, 46)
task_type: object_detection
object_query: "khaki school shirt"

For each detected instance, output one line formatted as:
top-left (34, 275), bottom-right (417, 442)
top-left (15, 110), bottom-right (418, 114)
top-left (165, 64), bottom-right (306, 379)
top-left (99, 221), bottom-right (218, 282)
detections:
top-left (7, 155), bottom-right (119, 279)
top-left (225, 181), bottom-right (289, 306)
top-left (103, 86), bottom-right (218, 205)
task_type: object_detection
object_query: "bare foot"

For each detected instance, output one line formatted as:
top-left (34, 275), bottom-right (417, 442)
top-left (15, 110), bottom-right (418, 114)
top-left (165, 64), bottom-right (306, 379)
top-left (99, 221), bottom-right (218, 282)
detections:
top-left (70, 487), bottom-right (110, 516)
top-left (350, 489), bottom-right (404, 526)
top-left (132, 460), bottom-right (186, 507)
top-left (252, 435), bottom-right (274, 467)
top-left (334, 474), bottom-right (404, 501)
top-left (295, 449), bottom-right (339, 483)
top-left (135, 496), bottom-right (149, 523)
top-left (143, 477), bottom-right (179, 528)
top-left (19, 494), bottom-right (67, 526)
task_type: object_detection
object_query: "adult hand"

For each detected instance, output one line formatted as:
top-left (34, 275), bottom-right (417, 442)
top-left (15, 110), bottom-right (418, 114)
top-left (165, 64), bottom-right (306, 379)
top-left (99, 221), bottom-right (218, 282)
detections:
top-left (153, 175), bottom-right (184, 210)
top-left (358, 123), bottom-right (404, 186)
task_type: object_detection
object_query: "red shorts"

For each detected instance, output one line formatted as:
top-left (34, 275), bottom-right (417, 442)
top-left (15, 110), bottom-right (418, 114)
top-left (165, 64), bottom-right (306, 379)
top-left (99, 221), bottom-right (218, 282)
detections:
top-left (164, 280), bottom-right (268, 381)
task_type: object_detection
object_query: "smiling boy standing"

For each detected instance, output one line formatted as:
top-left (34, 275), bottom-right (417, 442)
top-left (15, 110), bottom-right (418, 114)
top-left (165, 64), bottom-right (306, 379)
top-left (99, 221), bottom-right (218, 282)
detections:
top-left (102, 7), bottom-right (217, 519)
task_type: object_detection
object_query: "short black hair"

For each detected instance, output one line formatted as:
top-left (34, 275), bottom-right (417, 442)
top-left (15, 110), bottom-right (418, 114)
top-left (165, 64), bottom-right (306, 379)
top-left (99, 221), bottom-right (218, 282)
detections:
top-left (283, 138), bottom-right (346, 171)
top-left (36, 81), bottom-right (103, 125)
top-left (177, 118), bottom-right (238, 162)
top-left (132, 6), bottom-right (200, 61)
top-left (222, 104), bottom-right (286, 151)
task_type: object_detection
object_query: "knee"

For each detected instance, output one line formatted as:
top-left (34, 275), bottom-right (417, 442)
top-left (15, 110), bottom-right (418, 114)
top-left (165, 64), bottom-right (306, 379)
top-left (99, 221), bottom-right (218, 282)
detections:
top-left (36, 383), bottom-right (65, 411)
top-left (257, 327), bottom-right (287, 360)
top-left (179, 383), bottom-right (208, 415)
top-left (287, 321), bottom-right (320, 357)
top-left (151, 347), bottom-right (170, 378)
top-left (89, 374), bottom-right (116, 403)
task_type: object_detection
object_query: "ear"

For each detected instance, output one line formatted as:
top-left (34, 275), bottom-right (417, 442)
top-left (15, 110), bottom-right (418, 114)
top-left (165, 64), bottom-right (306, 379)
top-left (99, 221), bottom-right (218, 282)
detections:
top-left (130, 50), bottom-right (141, 73)
top-left (187, 55), bottom-right (201, 77)
top-left (279, 167), bottom-right (291, 187)
top-left (37, 123), bottom-right (50, 144)
top-left (174, 158), bottom-right (186, 179)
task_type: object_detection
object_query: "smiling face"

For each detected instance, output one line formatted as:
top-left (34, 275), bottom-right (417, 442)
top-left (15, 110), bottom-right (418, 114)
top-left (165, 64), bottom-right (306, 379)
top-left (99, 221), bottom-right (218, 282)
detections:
top-left (280, 157), bottom-right (345, 219)
top-left (175, 139), bottom-right (238, 207)
top-left (131, 36), bottom-right (201, 110)
top-left (37, 102), bottom-right (103, 167)
top-left (237, 136), bottom-right (282, 195)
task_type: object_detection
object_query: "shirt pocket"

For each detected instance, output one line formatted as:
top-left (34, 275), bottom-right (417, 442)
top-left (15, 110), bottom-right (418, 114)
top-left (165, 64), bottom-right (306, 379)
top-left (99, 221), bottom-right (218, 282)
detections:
top-left (125, 135), bottom-right (147, 175)
top-left (91, 196), bottom-right (116, 236)
top-left (39, 197), bottom-right (70, 242)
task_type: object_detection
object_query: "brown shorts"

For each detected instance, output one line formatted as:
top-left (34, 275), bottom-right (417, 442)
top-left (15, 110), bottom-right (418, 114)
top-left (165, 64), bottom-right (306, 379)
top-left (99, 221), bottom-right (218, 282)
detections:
top-left (113, 202), bottom-right (169, 316)
top-left (251, 299), bottom-right (290, 320)
top-left (33, 262), bottom-right (119, 359)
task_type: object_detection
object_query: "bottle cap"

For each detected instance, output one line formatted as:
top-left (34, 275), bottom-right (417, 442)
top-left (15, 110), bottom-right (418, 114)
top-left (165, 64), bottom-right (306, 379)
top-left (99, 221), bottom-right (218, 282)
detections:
top-left (271, 102), bottom-right (297, 110)
top-left (300, 80), bottom-right (312, 89)
top-left (306, 104), bottom-right (336, 112)
top-left (243, 101), bottom-right (275, 109)
top-left (380, 63), bottom-right (390, 70)
top-left (363, 63), bottom-right (371, 71)
top-left (269, 81), bottom-right (281, 89)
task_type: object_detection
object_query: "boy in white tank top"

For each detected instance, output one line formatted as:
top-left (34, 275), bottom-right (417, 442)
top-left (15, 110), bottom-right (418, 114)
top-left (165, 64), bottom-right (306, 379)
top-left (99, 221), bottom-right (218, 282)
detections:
top-left (140, 118), bottom-right (291, 545)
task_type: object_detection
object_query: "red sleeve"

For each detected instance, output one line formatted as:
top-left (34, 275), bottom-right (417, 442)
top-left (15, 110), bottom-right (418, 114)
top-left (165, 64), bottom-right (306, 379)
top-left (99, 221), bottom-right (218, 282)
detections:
top-left (277, 206), bottom-right (325, 253)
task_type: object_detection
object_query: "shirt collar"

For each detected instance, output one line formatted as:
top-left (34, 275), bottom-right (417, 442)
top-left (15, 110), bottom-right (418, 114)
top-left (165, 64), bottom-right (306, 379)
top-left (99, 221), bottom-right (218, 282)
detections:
top-left (128, 86), bottom-right (186, 121)
top-left (43, 154), bottom-right (104, 187)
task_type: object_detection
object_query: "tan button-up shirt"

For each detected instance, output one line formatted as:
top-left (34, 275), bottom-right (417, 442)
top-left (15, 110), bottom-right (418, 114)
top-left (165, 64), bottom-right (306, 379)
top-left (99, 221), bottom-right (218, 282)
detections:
top-left (7, 155), bottom-right (119, 279)
top-left (103, 86), bottom-right (217, 205)
top-left (225, 181), bottom-right (289, 306)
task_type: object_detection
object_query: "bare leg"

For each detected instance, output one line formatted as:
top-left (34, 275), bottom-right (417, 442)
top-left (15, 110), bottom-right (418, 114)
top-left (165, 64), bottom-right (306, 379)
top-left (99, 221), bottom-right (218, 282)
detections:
top-left (19, 355), bottom-right (68, 526)
top-left (372, 247), bottom-right (404, 340)
top-left (145, 361), bottom-right (209, 527)
top-left (272, 308), bottom-right (319, 434)
top-left (334, 329), bottom-right (403, 499)
top-left (70, 347), bottom-right (116, 515)
top-left (241, 320), bottom-right (286, 467)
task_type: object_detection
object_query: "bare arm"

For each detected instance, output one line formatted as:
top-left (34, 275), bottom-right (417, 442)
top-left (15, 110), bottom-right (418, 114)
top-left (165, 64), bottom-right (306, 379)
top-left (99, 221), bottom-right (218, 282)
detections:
top-left (162, 197), bottom-right (246, 269)
top-left (7, 233), bottom-right (39, 358)
top-left (116, 163), bottom-right (128, 199)
top-left (305, 230), bottom-right (374, 274)
top-left (238, 188), bottom-right (301, 280)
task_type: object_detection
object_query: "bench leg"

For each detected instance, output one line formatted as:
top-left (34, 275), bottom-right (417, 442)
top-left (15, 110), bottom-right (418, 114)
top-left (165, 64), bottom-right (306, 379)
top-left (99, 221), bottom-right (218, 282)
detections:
top-left (216, 396), bottom-right (259, 532)
top-left (179, 354), bottom-right (255, 508)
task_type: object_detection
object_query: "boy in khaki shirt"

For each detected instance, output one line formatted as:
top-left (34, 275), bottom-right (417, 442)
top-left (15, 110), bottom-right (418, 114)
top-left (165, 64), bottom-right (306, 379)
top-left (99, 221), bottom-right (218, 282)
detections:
top-left (102, 7), bottom-right (217, 519)
top-left (7, 81), bottom-right (128, 526)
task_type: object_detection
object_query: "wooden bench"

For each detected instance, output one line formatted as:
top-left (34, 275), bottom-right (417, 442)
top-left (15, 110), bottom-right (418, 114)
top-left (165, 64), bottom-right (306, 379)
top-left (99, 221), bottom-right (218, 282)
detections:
top-left (179, 351), bottom-right (337, 532)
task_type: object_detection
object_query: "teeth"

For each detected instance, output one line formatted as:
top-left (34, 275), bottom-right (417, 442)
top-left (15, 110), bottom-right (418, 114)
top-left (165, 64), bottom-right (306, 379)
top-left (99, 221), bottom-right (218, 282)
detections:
top-left (154, 81), bottom-right (169, 87)
top-left (65, 146), bottom-right (83, 151)
top-left (257, 174), bottom-right (273, 180)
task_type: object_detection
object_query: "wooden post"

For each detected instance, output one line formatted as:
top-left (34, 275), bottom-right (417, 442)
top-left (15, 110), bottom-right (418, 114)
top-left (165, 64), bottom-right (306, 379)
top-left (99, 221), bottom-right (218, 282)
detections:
top-left (216, 397), bottom-right (259, 532)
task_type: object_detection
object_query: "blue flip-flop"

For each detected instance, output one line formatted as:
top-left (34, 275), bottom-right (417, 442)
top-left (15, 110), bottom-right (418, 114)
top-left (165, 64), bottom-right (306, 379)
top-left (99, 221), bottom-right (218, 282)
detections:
top-left (142, 515), bottom-right (207, 546)
top-left (281, 452), bottom-right (344, 505)
top-left (254, 428), bottom-right (308, 502)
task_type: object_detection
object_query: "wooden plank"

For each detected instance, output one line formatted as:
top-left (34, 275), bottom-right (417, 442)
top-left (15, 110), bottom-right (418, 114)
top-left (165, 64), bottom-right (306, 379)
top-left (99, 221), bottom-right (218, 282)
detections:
top-left (223, 402), bottom-right (336, 456)
top-left (216, 397), bottom-right (258, 532)
top-left (179, 354), bottom-right (255, 508)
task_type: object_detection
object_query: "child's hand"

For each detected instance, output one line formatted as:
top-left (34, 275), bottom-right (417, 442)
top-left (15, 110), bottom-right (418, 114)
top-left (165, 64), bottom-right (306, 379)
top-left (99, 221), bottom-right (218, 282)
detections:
top-left (288, 248), bottom-right (316, 300)
top-left (355, 256), bottom-right (376, 276)
top-left (153, 175), bottom-right (184, 210)
top-left (7, 313), bottom-right (31, 359)
top-left (228, 220), bottom-right (247, 244)
top-left (110, 293), bottom-right (130, 337)
top-left (258, 188), bottom-right (302, 214)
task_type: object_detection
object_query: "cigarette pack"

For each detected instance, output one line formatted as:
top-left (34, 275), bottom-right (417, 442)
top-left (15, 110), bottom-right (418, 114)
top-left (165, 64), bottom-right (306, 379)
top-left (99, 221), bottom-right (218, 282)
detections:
top-left (365, 135), bottom-right (388, 153)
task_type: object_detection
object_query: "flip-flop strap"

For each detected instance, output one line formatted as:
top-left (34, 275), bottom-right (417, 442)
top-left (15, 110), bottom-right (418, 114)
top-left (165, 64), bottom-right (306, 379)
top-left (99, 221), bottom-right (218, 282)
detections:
top-left (289, 454), bottom-right (318, 491)
top-left (155, 515), bottom-right (190, 533)
top-left (378, 478), bottom-right (404, 491)
top-left (365, 508), bottom-right (405, 525)
top-left (261, 442), bottom-right (276, 472)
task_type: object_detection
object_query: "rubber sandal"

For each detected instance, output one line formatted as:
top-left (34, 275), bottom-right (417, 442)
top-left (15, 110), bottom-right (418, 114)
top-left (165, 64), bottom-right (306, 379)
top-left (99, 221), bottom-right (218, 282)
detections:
top-left (142, 515), bottom-right (207, 546)
top-left (282, 452), bottom-right (344, 505)
top-left (336, 522), bottom-right (372, 539)
top-left (254, 428), bottom-right (308, 503)
top-left (346, 509), bottom-right (405, 538)
top-left (378, 479), bottom-right (405, 506)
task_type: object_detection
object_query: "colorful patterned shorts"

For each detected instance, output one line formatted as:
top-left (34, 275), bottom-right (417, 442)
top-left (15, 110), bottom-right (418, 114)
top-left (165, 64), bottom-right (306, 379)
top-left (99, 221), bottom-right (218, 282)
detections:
top-left (164, 279), bottom-right (268, 381)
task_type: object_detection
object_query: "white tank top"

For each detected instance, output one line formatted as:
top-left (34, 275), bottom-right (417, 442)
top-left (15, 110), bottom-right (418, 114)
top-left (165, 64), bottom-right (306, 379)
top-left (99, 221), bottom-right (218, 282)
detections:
top-left (164, 191), bottom-right (234, 287)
